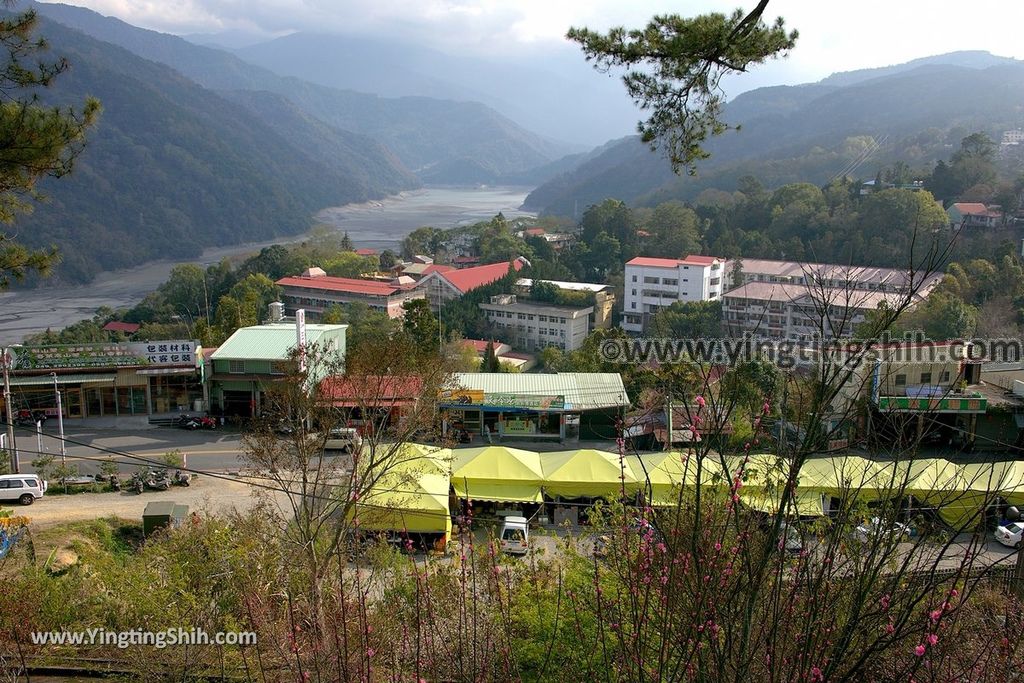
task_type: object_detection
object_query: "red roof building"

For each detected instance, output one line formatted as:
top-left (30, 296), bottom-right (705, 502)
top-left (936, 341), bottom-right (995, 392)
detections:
top-left (415, 258), bottom-right (527, 311)
top-left (354, 248), bottom-right (379, 257)
top-left (626, 255), bottom-right (722, 268)
top-left (320, 374), bottom-right (424, 407)
top-left (947, 202), bottom-right (1003, 229)
top-left (276, 272), bottom-right (425, 319)
top-left (102, 321), bottom-right (140, 334)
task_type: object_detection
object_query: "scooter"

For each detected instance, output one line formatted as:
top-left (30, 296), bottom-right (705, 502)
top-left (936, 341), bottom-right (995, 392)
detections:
top-left (197, 416), bottom-right (217, 430)
top-left (109, 474), bottom-right (122, 492)
top-left (130, 471), bottom-right (145, 494)
top-left (173, 470), bottom-right (191, 487)
top-left (145, 469), bottom-right (172, 491)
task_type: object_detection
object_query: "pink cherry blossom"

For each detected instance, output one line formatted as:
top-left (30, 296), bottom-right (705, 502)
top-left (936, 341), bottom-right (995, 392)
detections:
top-left (914, 645), bottom-right (926, 657)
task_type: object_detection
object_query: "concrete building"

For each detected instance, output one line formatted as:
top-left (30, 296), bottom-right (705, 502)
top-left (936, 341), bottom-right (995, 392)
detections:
top-left (479, 294), bottom-right (592, 352)
top-left (515, 278), bottom-right (615, 330)
top-left (622, 255), bottom-right (726, 333)
top-left (438, 372), bottom-right (629, 443)
top-left (276, 267), bottom-right (425, 320)
top-left (726, 258), bottom-right (942, 295)
top-left (209, 322), bottom-right (346, 417)
top-left (947, 202), bottom-right (1002, 229)
top-left (721, 282), bottom-right (922, 341)
top-left (4, 340), bottom-right (204, 423)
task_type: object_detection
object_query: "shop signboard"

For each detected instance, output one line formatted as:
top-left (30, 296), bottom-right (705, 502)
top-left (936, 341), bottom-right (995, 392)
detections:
top-left (502, 418), bottom-right (537, 435)
top-left (13, 341), bottom-right (198, 370)
top-left (439, 388), bottom-right (485, 405)
top-left (485, 393), bottom-right (565, 410)
top-left (130, 341), bottom-right (197, 367)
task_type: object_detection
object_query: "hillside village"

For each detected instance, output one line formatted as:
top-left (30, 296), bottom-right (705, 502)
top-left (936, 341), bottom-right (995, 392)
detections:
top-left (7, 2), bottom-right (1024, 678)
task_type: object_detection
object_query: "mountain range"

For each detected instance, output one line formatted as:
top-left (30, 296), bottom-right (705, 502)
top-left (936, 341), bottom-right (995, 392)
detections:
top-left (28, 2), bottom-right (574, 182)
top-left (7, 2), bottom-right (586, 283)
top-left (524, 51), bottom-right (1024, 216)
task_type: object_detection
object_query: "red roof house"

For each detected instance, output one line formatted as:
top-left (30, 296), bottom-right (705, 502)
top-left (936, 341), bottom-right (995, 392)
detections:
top-left (276, 272), bottom-right (425, 319)
top-left (414, 258), bottom-right (528, 311)
top-left (354, 248), bottom-right (379, 257)
top-left (103, 321), bottom-right (140, 334)
top-left (320, 375), bottom-right (424, 407)
top-left (440, 259), bottom-right (526, 295)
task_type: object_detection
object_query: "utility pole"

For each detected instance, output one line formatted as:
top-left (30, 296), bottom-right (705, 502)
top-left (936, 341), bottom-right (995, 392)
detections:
top-left (2, 348), bottom-right (18, 473)
top-left (52, 373), bottom-right (66, 464)
top-left (665, 399), bottom-right (673, 452)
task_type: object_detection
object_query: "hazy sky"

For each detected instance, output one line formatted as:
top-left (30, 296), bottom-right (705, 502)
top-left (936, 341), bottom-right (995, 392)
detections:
top-left (44, 0), bottom-right (1024, 90)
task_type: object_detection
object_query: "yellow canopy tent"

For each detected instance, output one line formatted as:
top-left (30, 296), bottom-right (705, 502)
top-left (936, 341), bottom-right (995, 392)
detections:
top-left (740, 489), bottom-right (825, 517)
top-left (356, 471), bottom-right (452, 537)
top-left (388, 443), bottom-right (453, 477)
top-left (541, 449), bottom-right (637, 499)
top-left (451, 446), bottom-right (545, 503)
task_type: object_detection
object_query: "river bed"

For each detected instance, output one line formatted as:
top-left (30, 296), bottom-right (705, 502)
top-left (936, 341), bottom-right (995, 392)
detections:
top-left (0, 186), bottom-right (534, 344)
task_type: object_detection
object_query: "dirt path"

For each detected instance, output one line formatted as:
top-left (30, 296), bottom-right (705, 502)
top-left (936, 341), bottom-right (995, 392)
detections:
top-left (17, 475), bottom-right (288, 529)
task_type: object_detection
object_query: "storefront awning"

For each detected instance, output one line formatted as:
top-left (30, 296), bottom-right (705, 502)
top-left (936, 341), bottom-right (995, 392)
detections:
top-left (135, 367), bottom-right (198, 376)
top-left (8, 373), bottom-right (115, 386)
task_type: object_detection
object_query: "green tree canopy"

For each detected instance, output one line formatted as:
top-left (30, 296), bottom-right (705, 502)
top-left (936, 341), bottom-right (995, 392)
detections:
top-left (0, 7), bottom-right (100, 287)
top-left (568, 2), bottom-right (796, 174)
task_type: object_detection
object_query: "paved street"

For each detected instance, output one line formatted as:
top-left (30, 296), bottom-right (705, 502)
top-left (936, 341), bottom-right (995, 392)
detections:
top-left (8, 423), bottom-right (250, 475)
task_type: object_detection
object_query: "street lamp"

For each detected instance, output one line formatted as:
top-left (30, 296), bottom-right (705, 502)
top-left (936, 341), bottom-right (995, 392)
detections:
top-left (51, 372), bottom-right (67, 464)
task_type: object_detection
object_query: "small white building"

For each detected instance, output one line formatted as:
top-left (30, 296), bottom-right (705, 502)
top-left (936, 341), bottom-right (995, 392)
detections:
top-left (479, 294), bottom-right (592, 352)
top-left (622, 255), bottom-right (726, 333)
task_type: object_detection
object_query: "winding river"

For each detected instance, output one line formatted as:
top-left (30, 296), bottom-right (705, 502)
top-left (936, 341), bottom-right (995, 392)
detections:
top-left (0, 186), bottom-right (534, 344)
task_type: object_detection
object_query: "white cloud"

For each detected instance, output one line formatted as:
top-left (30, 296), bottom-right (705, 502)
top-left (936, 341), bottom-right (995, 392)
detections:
top-left (36, 0), bottom-right (1024, 86)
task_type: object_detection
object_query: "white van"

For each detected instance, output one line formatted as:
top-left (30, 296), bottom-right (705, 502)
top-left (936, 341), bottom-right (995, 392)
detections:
top-left (499, 516), bottom-right (529, 555)
top-left (0, 474), bottom-right (47, 506)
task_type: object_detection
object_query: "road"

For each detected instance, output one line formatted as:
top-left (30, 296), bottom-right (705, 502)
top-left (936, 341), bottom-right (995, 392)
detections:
top-left (11, 423), bottom-right (249, 475)
top-left (6, 425), bottom-right (1022, 571)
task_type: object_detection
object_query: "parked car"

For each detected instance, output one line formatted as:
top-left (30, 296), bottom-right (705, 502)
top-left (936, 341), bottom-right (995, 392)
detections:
top-left (853, 517), bottom-right (912, 543)
top-left (323, 427), bottom-right (363, 454)
top-left (995, 522), bottom-right (1024, 550)
top-left (0, 474), bottom-right (47, 506)
top-left (499, 516), bottom-right (529, 555)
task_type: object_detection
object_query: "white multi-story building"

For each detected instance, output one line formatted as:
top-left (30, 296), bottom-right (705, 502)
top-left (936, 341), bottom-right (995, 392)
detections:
top-left (479, 295), bottom-right (593, 352)
top-left (721, 281), bottom-right (937, 341)
top-left (621, 255), bottom-right (726, 333)
top-left (726, 258), bottom-right (942, 294)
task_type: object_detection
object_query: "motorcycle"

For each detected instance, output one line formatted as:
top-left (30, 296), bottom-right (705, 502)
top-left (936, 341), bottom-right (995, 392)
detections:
top-left (176, 414), bottom-right (201, 430)
top-left (197, 416), bottom-right (217, 430)
top-left (173, 470), bottom-right (191, 487)
top-left (145, 469), bottom-right (172, 491)
top-left (109, 474), bottom-right (122, 492)
top-left (14, 409), bottom-right (46, 428)
top-left (129, 471), bottom-right (145, 494)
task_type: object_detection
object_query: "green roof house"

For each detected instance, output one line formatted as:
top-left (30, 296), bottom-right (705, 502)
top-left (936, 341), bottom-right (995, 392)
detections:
top-left (209, 322), bottom-right (347, 417)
